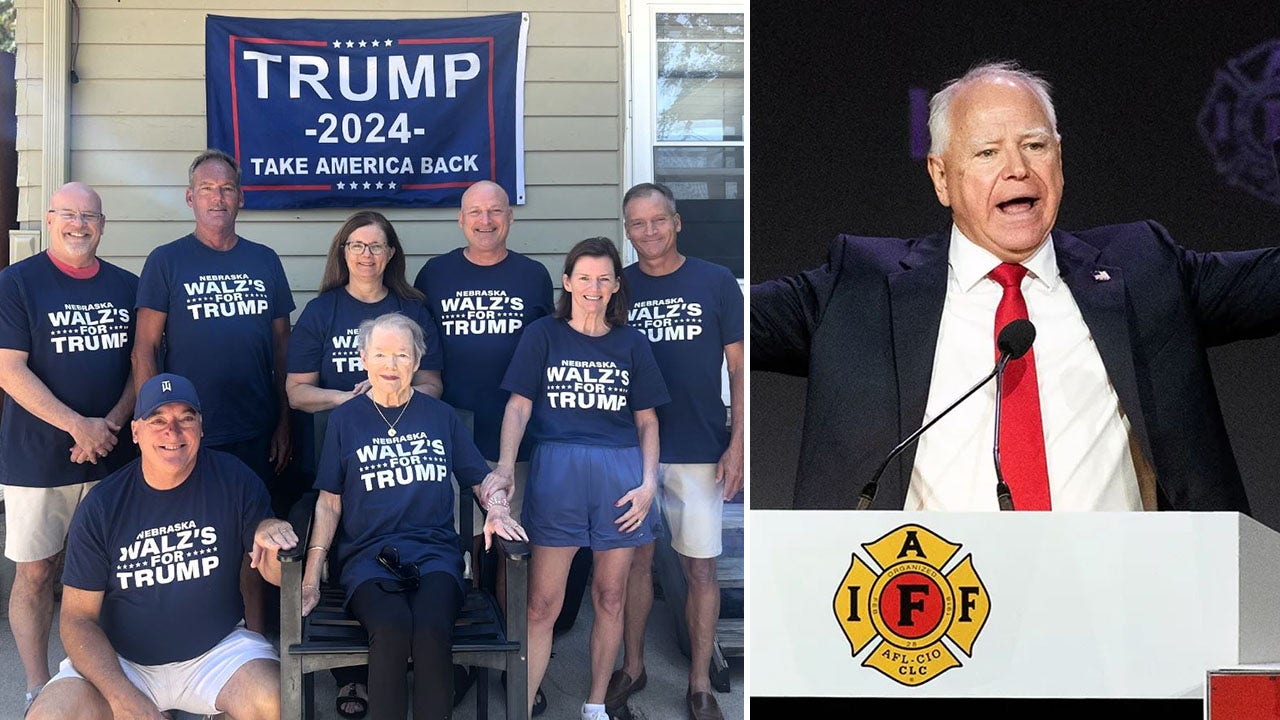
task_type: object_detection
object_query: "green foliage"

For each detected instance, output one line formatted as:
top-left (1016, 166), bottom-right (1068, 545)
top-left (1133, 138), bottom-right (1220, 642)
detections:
top-left (0, 0), bottom-right (13, 54)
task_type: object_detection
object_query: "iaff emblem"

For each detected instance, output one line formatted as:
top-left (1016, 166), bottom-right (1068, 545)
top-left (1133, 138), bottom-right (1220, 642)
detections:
top-left (832, 524), bottom-right (990, 686)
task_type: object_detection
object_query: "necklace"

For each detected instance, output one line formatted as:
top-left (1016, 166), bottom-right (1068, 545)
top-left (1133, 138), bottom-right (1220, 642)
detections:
top-left (372, 393), bottom-right (411, 436)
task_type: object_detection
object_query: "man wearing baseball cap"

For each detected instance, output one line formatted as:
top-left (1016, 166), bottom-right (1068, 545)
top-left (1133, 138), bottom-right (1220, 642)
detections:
top-left (27, 373), bottom-right (299, 720)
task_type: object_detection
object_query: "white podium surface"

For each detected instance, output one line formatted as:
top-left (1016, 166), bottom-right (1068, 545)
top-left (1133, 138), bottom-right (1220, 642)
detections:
top-left (750, 511), bottom-right (1280, 699)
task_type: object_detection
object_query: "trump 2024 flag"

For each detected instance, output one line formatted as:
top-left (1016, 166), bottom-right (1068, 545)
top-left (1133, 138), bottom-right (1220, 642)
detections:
top-left (205, 13), bottom-right (528, 209)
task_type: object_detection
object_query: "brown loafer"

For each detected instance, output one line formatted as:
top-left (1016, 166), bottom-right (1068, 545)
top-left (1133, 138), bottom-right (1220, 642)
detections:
top-left (687, 690), bottom-right (724, 720)
top-left (604, 668), bottom-right (647, 709)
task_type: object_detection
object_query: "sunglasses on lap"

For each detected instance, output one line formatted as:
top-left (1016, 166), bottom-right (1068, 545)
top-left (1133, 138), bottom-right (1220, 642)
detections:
top-left (376, 545), bottom-right (421, 593)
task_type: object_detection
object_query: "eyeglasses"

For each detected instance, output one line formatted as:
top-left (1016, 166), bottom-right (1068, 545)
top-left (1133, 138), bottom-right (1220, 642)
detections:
top-left (376, 545), bottom-right (420, 593)
top-left (48, 209), bottom-right (105, 223)
top-left (344, 242), bottom-right (390, 256)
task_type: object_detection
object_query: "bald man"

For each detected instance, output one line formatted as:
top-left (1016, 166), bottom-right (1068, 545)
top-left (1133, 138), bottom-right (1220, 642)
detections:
top-left (413, 179), bottom-right (553, 711)
top-left (414, 180), bottom-right (553, 539)
top-left (0, 182), bottom-right (138, 713)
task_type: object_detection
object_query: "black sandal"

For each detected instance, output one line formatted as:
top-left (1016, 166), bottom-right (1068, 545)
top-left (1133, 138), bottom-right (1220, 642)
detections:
top-left (335, 682), bottom-right (368, 720)
top-left (532, 686), bottom-right (547, 716)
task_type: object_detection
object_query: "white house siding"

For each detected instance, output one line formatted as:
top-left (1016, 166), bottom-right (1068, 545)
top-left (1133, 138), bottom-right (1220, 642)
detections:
top-left (14, 0), bottom-right (627, 312)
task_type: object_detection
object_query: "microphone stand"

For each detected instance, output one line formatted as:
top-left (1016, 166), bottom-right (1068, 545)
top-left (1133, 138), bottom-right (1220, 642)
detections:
top-left (855, 357), bottom-right (1007, 510)
top-left (992, 354), bottom-right (1016, 511)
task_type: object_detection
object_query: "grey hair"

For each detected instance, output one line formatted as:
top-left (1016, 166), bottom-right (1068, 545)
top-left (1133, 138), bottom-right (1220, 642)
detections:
top-left (188, 149), bottom-right (242, 189)
top-left (357, 312), bottom-right (426, 365)
top-left (623, 182), bottom-right (678, 216)
top-left (928, 61), bottom-right (1059, 155)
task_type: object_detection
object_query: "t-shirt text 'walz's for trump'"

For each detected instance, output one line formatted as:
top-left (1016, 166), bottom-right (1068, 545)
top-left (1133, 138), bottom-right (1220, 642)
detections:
top-left (205, 13), bottom-right (529, 210)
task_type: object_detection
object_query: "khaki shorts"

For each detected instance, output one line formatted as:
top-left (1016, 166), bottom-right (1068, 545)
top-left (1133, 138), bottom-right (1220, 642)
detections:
top-left (3, 482), bottom-right (99, 562)
top-left (453, 461), bottom-right (528, 538)
top-left (47, 626), bottom-right (278, 715)
top-left (656, 463), bottom-right (723, 559)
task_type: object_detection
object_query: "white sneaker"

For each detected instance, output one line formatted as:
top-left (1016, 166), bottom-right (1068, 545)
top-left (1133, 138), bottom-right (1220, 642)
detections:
top-left (582, 702), bottom-right (609, 720)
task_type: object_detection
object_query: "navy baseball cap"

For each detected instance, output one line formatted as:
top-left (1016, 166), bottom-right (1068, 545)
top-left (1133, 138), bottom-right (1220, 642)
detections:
top-left (134, 373), bottom-right (202, 419)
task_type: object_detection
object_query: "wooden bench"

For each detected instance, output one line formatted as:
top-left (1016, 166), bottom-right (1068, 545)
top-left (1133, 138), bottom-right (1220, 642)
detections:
top-left (278, 488), bottom-right (529, 720)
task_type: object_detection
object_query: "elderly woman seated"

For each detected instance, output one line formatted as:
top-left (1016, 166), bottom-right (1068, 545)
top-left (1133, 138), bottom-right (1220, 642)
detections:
top-left (299, 312), bottom-right (526, 720)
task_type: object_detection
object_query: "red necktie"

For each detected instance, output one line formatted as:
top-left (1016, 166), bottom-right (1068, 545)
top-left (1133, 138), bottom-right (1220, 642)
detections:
top-left (988, 263), bottom-right (1052, 510)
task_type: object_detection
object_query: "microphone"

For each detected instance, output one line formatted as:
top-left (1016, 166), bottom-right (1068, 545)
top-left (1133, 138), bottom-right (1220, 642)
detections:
top-left (855, 318), bottom-right (1037, 510)
top-left (991, 319), bottom-right (1035, 510)
top-left (997, 318), bottom-right (1035, 360)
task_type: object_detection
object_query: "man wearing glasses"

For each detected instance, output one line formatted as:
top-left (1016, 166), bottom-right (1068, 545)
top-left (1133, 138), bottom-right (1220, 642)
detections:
top-left (0, 182), bottom-right (138, 715)
top-left (131, 149), bottom-right (295, 632)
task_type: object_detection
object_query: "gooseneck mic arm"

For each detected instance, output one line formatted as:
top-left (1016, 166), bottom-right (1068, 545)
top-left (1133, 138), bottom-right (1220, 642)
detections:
top-left (992, 356), bottom-right (1016, 511)
top-left (993, 319), bottom-right (1036, 510)
top-left (855, 318), bottom-right (1037, 510)
top-left (854, 364), bottom-right (1001, 509)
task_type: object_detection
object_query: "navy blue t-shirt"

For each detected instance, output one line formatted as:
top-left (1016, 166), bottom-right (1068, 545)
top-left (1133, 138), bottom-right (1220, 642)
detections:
top-left (287, 288), bottom-right (444, 391)
top-left (136, 235), bottom-right (295, 445)
top-left (314, 391), bottom-right (491, 606)
top-left (624, 258), bottom-right (744, 463)
top-left (0, 253), bottom-right (138, 487)
top-left (61, 449), bottom-right (271, 665)
top-left (413, 248), bottom-right (553, 461)
top-left (501, 317), bottom-right (669, 447)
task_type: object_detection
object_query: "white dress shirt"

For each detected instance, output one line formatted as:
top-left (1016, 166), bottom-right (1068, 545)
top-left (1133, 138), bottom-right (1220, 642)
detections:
top-left (905, 226), bottom-right (1142, 511)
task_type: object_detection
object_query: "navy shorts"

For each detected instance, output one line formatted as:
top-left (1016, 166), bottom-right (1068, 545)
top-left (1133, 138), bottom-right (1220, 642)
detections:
top-left (524, 442), bottom-right (654, 550)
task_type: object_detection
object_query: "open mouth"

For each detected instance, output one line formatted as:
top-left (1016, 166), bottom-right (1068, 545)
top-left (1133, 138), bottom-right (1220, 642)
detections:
top-left (996, 197), bottom-right (1038, 214)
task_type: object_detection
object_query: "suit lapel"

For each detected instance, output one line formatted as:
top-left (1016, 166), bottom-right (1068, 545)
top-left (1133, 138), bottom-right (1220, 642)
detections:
top-left (887, 234), bottom-right (950, 498)
top-left (1053, 230), bottom-right (1154, 466)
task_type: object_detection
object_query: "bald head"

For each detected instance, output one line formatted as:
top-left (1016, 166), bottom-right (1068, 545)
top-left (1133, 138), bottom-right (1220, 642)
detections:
top-left (458, 181), bottom-right (514, 260)
top-left (51, 182), bottom-right (103, 212)
top-left (461, 180), bottom-right (510, 208)
top-left (46, 181), bottom-right (106, 268)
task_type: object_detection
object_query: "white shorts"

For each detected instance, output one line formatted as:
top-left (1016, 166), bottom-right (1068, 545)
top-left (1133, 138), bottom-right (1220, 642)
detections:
top-left (46, 626), bottom-right (278, 715)
top-left (657, 463), bottom-right (723, 559)
top-left (3, 482), bottom-right (98, 562)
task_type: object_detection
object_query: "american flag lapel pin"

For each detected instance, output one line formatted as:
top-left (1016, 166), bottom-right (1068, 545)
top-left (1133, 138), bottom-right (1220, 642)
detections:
top-left (1092, 270), bottom-right (1111, 282)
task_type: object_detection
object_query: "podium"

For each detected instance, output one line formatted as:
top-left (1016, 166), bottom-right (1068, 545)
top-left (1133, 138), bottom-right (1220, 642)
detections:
top-left (750, 511), bottom-right (1280, 700)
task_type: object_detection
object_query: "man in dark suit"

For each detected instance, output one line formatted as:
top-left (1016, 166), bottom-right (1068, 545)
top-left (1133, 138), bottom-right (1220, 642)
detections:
top-left (751, 61), bottom-right (1280, 512)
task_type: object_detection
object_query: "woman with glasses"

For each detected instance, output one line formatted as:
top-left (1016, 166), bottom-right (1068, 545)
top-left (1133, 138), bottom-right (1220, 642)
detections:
top-left (285, 210), bottom-right (443, 718)
top-left (299, 312), bottom-right (527, 720)
top-left (493, 237), bottom-right (669, 720)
